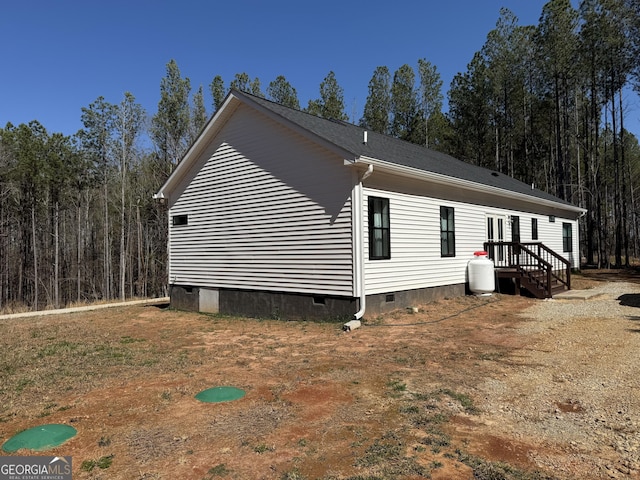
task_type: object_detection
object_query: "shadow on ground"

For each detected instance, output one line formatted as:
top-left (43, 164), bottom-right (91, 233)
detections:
top-left (618, 294), bottom-right (640, 307)
top-left (581, 267), bottom-right (640, 284)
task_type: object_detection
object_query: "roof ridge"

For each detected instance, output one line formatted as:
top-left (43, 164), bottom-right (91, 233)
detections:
top-left (231, 89), bottom-right (581, 210)
top-left (231, 88), bottom-right (362, 126)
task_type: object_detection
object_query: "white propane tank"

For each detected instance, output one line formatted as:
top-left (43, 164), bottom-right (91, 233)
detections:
top-left (468, 251), bottom-right (495, 295)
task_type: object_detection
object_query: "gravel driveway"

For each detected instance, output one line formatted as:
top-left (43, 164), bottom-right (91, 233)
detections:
top-left (475, 281), bottom-right (640, 479)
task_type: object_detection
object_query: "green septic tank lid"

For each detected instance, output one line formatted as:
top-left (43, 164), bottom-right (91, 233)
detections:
top-left (195, 386), bottom-right (245, 403)
top-left (2, 424), bottom-right (77, 453)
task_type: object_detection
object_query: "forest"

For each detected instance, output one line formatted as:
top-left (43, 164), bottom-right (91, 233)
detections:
top-left (1, 0), bottom-right (639, 312)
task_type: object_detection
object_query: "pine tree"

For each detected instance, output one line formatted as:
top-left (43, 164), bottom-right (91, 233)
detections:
top-left (628, 0), bottom-right (640, 92)
top-left (481, 8), bottom-right (528, 176)
top-left (191, 85), bottom-right (207, 142)
top-left (230, 73), bottom-right (263, 97)
top-left (114, 92), bottom-right (145, 301)
top-left (417, 59), bottom-right (443, 148)
top-left (78, 97), bottom-right (116, 300)
top-left (306, 71), bottom-right (348, 120)
top-left (360, 66), bottom-right (391, 134)
top-left (45, 132), bottom-right (78, 308)
top-left (448, 53), bottom-right (493, 167)
top-left (210, 75), bottom-right (226, 111)
top-left (151, 59), bottom-right (191, 168)
top-left (390, 64), bottom-right (420, 142)
top-left (9, 122), bottom-right (49, 309)
top-left (267, 76), bottom-right (300, 109)
top-left (536, 0), bottom-right (579, 199)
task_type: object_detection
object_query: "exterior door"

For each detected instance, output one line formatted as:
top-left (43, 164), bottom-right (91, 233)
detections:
top-left (486, 215), bottom-right (505, 262)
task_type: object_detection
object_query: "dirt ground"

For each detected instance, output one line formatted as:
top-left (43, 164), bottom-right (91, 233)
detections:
top-left (1, 270), bottom-right (639, 479)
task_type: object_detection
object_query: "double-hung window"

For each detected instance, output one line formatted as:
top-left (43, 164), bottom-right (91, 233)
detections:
top-left (562, 222), bottom-right (573, 252)
top-left (440, 206), bottom-right (455, 257)
top-left (368, 196), bottom-right (390, 260)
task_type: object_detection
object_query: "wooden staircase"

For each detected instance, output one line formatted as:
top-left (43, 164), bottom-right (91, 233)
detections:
top-left (483, 242), bottom-right (571, 299)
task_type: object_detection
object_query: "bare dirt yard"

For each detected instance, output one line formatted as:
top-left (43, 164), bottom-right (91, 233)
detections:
top-left (1, 271), bottom-right (640, 480)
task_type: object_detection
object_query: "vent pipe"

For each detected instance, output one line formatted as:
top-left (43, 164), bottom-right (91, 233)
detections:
top-left (363, 130), bottom-right (368, 145)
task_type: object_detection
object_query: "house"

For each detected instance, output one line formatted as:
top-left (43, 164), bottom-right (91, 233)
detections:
top-left (154, 89), bottom-right (586, 320)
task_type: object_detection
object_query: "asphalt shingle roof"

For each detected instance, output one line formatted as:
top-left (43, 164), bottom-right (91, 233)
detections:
top-left (237, 90), bottom-right (579, 209)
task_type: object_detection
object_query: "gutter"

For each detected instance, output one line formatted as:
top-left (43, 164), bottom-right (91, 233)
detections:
top-left (353, 164), bottom-right (374, 320)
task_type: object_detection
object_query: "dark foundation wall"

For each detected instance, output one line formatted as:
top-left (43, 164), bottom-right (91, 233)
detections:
top-left (169, 283), bottom-right (467, 320)
top-left (219, 289), bottom-right (357, 321)
top-left (365, 283), bottom-right (466, 316)
top-left (169, 284), bottom-right (358, 321)
top-left (169, 285), bottom-right (200, 311)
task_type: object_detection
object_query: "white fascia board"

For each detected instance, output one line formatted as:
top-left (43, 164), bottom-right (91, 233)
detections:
top-left (355, 156), bottom-right (587, 215)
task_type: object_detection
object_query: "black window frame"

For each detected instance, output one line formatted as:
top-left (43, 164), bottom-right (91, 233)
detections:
top-left (368, 196), bottom-right (390, 260)
top-left (172, 214), bottom-right (188, 226)
top-left (562, 222), bottom-right (573, 252)
top-left (440, 206), bottom-right (455, 257)
top-left (531, 218), bottom-right (538, 241)
top-left (511, 215), bottom-right (520, 243)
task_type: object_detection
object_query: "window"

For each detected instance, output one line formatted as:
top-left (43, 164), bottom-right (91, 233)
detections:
top-left (440, 206), bottom-right (455, 257)
top-left (368, 197), bottom-right (390, 260)
top-left (511, 215), bottom-right (520, 243)
top-left (172, 214), bottom-right (188, 226)
top-left (562, 223), bottom-right (573, 252)
top-left (487, 215), bottom-right (505, 261)
top-left (531, 218), bottom-right (538, 241)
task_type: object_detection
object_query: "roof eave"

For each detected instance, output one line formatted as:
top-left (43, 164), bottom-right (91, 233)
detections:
top-left (155, 93), bottom-right (239, 201)
top-left (355, 156), bottom-right (587, 214)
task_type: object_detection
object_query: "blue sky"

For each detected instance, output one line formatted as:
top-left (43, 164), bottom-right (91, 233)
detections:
top-left (1, 0), bottom-right (638, 141)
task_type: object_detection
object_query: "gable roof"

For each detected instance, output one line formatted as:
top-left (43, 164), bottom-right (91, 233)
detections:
top-left (156, 89), bottom-right (585, 214)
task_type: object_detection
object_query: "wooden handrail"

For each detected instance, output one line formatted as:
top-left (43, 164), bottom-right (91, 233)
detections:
top-left (483, 241), bottom-right (571, 297)
top-left (535, 242), bottom-right (571, 290)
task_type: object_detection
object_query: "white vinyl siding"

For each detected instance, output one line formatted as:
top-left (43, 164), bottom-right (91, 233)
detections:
top-left (535, 215), bottom-right (579, 267)
top-left (168, 104), bottom-right (354, 296)
top-left (363, 187), bottom-right (579, 295)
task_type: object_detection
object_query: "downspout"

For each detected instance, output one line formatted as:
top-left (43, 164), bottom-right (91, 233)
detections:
top-left (353, 164), bottom-right (374, 320)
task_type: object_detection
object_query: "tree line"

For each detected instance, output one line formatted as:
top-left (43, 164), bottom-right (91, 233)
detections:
top-left (1, 0), bottom-right (639, 312)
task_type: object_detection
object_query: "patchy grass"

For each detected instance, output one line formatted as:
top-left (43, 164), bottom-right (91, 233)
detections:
top-left (253, 443), bottom-right (275, 454)
top-left (204, 463), bottom-right (230, 478)
top-left (80, 454), bottom-right (114, 472)
top-left (0, 310), bottom-right (204, 414)
top-left (437, 388), bottom-right (479, 414)
top-left (457, 451), bottom-right (557, 480)
top-left (0, 294), bottom-right (577, 479)
top-left (355, 431), bottom-right (430, 478)
top-left (279, 469), bottom-right (307, 480)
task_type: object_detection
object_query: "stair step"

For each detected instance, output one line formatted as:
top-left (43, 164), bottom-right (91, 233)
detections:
top-left (485, 241), bottom-right (571, 300)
